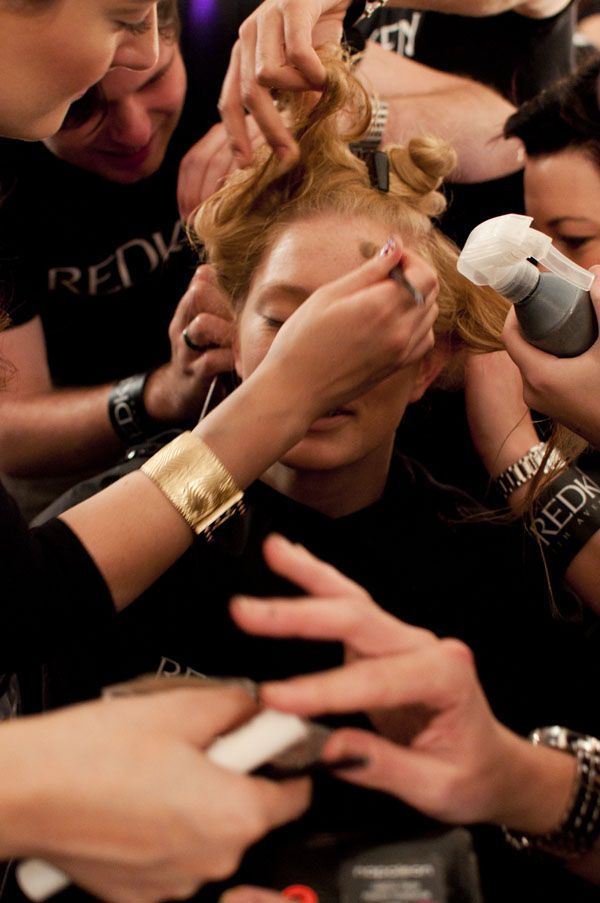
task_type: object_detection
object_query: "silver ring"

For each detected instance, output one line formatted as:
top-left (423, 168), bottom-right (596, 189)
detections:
top-left (182, 327), bottom-right (210, 353)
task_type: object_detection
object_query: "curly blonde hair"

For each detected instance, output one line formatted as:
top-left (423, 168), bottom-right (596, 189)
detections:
top-left (192, 47), bottom-right (509, 389)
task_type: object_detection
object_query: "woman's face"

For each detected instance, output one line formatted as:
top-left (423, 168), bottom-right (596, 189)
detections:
top-left (0, 0), bottom-right (159, 140)
top-left (235, 213), bottom-right (435, 475)
top-left (524, 147), bottom-right (600, 270)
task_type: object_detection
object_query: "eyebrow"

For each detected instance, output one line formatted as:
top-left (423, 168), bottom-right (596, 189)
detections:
top-left (547, 216), bottom-right (596, 227)
top-left (255, 282), bottom-right (312, 306)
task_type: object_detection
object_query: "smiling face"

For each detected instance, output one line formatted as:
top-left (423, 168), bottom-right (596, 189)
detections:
top-left (0, 0), bottom-right (159, 140)
top-left (44, 38), bottom-right (186, 182)
top-left (524, 147), bottom-right (600, 269)
top-left (234, 213), bottom-right (435, 478)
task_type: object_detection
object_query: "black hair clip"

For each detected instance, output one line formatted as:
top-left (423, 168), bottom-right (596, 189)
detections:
top-left (350, 146), bottom-right (390, 192)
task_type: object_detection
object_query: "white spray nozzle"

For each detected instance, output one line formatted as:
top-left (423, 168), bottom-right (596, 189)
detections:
top-left (457, 213), bottom-right (594, 295)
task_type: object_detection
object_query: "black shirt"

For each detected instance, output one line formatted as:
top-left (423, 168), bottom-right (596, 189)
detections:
top-left (0, 124), bottom-right (196, 387)
top-left (43, 454), bottom-right (600, 903)
top-left (358, 2), bottom-right (576, 104)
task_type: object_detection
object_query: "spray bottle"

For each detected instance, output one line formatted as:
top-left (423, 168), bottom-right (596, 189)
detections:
top-left (457, 213), bottom-right (598, 357)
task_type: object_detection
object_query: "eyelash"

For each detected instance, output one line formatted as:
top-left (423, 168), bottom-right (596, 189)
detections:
top-left (263, 316), bottom-right (284, 329)
top-left (558, 236), bottom-right (590, 250)
top-left (116, 17), bottom-right (152, 36)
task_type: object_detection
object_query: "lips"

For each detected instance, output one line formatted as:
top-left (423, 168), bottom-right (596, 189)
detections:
top-left (308, 409), bottom-right (354, 432)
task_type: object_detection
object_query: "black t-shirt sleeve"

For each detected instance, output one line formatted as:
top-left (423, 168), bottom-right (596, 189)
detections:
top-left (0, 140), bottom-right (41, 327)
top-left (0, 484), bottom-right (114, 673)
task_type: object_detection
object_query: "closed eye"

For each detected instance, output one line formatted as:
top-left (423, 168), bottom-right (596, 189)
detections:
top-left (262, 315), bottom-right (284, 329)
top-left (116, 17), bottom-right (153, 36)
top-left (557, 236), bottom-right (591, 251)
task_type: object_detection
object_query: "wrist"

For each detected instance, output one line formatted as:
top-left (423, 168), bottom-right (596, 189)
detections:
top-left (491, 728), bottom-right (576, 835)
top-left (193, 367), bottom-right (311, 489)
top-left (107, 371), bottom-right (163, 444)
top-left (143, 365), bottom-right (180, 424)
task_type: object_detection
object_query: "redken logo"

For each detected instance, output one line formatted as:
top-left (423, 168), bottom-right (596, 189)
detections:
top-left (532, 469), bottom-right (600, 547)
top-left (351, 863), bottom-right (435, 880)
top-left (156, 655), bottom-right (206, 679)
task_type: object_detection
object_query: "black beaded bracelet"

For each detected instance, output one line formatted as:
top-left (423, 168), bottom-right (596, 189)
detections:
top-left (108, 372), bottom-right (159, 444)
top-left (528, 465), bottom-right (600, 572)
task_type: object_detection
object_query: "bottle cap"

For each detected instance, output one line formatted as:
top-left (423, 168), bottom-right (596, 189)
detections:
top-left (457, 213), bottom-right (594, 294)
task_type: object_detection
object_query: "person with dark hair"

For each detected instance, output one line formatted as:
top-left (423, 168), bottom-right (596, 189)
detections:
top-left (0, 0), bottom-right (238, 521)
top-left (500, 58), bottom-right (600, 452)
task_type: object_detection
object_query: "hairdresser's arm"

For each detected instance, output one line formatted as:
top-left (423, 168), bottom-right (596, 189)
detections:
top-left (464, 349), bottom-right (600, 614)
top-left (0, 269), bottom-right (231, 477)
top-left (178, 47), bottom-right (520, 219)
top-left (355, 41), bottom-right (522, 183)
top-left (0, 686), bottom-right (310, 902)
top-left (503, 270), bottom-right (600, 449)
top-left (230, 536), bottom-right (600, 883)
top-left (219, 0), bottom-right (568, 164)
top-left (60, 239), bottom-right (439, 610)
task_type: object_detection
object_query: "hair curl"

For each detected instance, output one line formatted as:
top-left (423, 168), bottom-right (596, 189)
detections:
top-left (192, 47), bottom-right (508, 390)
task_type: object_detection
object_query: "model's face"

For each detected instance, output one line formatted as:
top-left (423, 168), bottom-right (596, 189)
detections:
top-left (235, 214), bottom-right (432, 474)
top-left (0, 0), bottom-right (159, 140)
top-left (524, 148), bottom-right (600, 270)
top-left (44, 39), bottom-right (185, 183)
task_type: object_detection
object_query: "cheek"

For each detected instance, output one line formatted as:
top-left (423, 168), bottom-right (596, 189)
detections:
top-left (234, 322), bottom-right (275, 380)
top-left (576, 242), bottom-right (600, 269)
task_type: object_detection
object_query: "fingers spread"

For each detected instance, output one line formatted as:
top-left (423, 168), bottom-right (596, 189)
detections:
top-left (262, 533), bottom-right (368, 598)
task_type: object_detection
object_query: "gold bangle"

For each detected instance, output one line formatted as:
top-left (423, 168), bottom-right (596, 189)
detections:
top-left (141, 431), bottom-right (244, 539)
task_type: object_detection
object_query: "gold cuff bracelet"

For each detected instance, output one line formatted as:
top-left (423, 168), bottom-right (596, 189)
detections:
top-left (141, 431), bottom-right (244, 539)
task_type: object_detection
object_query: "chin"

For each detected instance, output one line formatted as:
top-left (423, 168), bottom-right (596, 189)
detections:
top-left (279, 442), bottom-right (358, 472)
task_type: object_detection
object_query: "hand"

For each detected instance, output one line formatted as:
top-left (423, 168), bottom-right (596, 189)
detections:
top-left (144, 265), bottom-right (234, 424)
top-left (218, 0), bottom-right (350, 167)
top-left (258, 236), bottom-right (439, 422)
top-left (177, 118), bottom-right (265, 221)
top-left (3, 686), bottom-right (310, 903)
top-left (230, 535), bottom-right (575, 832)
top-left (502, 268), bottom-right (600, 448)
top-left (464, 350), bottom-right (538, 480)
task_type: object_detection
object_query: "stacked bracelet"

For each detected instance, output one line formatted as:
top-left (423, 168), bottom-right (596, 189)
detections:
top-left (504, 727), bottom-right (600, 858)
top-left (528, 465), bottom-right (600, 572)
top-left (108, 372), bottom-right (159, 444)
top-left (493, 441), bottom-right (564, 500)
top-left (141, 431), bottom-right (244, 539)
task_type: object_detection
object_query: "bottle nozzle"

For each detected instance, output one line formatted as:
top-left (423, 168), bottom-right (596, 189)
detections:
top-left (457, 213), bottom-right (594, 297)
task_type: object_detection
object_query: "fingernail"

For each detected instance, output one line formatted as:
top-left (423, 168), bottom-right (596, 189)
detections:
top-left (379, 237), bottom-right (397, 257)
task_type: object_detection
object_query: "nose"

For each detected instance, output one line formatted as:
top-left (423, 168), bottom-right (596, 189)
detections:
top-left (112, 7), bottom-right (159, 72)
top-left (107, 97), bottom-right (153, 149)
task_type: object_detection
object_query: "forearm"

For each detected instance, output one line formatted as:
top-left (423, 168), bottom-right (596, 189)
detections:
top-left (0, 385), bottom-right (122, 476)
top-left (384, 0), bottom-right (569, 16)
top-left (61, 365), bottom-right (311, 611)
top-left (493, 728), bottom-right (600, 882)
top-left (356, 42), bottom-right (522, 183)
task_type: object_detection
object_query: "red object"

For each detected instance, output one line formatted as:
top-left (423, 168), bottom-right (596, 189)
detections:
top-left (281, 884), bottom-right (319, 903)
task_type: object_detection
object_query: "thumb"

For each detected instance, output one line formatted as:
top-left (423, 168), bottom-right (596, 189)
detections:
top-left (132, 685), bottom-right (259, 748)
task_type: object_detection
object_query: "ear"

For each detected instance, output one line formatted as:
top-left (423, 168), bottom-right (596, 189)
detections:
top-left (408, 346), bottom-right (449, 404)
